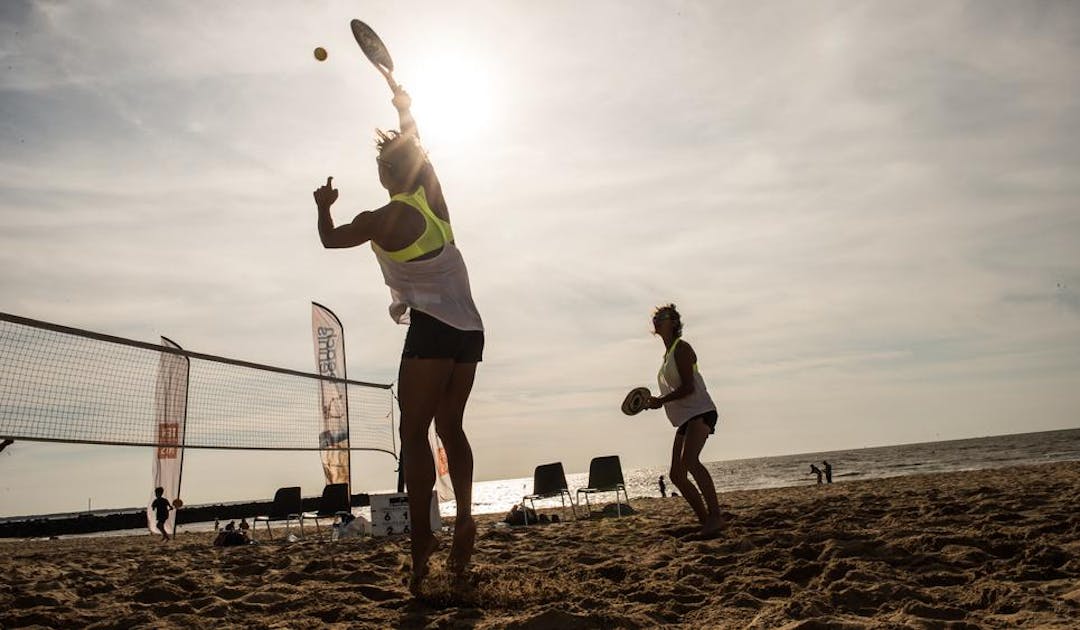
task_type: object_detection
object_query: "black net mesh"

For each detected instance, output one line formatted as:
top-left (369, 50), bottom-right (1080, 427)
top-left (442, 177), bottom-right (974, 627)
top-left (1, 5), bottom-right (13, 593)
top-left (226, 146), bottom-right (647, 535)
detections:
top-left (0, 313), bottom-right (396, 454)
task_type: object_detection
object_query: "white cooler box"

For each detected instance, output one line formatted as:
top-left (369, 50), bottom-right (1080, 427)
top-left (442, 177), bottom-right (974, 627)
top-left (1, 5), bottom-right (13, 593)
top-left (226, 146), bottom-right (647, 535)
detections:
top-left (368, 491), bottom-right (441, 537)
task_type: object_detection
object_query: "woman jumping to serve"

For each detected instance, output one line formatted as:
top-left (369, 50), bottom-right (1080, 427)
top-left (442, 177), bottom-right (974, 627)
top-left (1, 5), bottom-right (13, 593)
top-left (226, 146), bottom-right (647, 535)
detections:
top-left (645, 304), bottom-right (725, 537)
top-left (313, 88), bottom-right (483, 593)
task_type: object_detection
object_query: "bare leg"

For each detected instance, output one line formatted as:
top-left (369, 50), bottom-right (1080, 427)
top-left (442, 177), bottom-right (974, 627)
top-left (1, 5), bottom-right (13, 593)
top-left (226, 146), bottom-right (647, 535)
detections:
top-left (669, 433), bottom-right (708, 525)
top-left (398, 357), bottom-right (455, 594)
top-left (681, 419), bottom-right (723, 535)
top-left (434, 363), bottom-right (478, 576)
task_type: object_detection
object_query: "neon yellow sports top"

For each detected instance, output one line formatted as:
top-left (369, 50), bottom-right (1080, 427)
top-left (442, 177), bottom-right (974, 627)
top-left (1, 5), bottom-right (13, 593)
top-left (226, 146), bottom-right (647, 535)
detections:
top-left (372, 186), bottom-right (454, 262)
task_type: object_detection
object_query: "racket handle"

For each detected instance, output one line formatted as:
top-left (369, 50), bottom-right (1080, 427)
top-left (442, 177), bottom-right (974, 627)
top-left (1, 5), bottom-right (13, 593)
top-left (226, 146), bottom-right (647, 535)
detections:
top-left (380, 68), bottom-right (399, 93)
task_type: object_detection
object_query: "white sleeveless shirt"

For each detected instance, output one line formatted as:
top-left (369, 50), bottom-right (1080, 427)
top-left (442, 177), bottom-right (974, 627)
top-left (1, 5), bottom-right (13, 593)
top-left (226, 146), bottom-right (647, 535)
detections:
top-left (658, 338), bottom-right (717, 428)
top-left (374, 242), bottom-right (483, 331)
top-left (371, 186), bottom-right (483, 332)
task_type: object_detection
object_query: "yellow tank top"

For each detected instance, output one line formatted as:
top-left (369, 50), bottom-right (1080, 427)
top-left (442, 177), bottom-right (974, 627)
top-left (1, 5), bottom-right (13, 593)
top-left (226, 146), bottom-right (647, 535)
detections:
top-left (372, 186), bottom-right (454, 262)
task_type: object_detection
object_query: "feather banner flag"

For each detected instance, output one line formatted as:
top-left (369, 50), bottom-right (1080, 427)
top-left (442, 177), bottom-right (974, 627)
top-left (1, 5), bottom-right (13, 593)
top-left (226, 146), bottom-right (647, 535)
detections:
top-left (429, 424), bottom-right (455, 502)
top-left (148, 337), bottom-right (188, 535)
top-left (312, 303), bottom-right (351, 491)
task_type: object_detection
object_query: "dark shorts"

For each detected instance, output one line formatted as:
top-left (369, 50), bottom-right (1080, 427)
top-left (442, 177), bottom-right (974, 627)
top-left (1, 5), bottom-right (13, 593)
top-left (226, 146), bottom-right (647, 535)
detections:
top-left (676, 410), bottom-right (718, 436)
top-left (402, 310), bottom-right (484, 363)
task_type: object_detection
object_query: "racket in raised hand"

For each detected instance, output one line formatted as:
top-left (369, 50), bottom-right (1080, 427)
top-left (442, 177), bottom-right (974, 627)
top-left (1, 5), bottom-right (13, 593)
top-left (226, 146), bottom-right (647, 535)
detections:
top-left (350, 19), bottom-right (399, 93)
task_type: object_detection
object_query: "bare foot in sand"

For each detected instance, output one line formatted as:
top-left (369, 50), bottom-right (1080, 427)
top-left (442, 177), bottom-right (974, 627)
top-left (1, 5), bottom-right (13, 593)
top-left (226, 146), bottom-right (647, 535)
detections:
top-left (408, 533), bottom-right (440, 596)
top-left (447, 516), bottom-right (476, 577)
top-left (698, 514), bottom-right (726, 538)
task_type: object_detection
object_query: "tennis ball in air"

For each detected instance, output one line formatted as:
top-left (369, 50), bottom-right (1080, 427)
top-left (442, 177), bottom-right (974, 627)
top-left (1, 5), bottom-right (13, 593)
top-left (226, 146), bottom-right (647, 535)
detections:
top-left (314, 47), bottom-right (328, 61)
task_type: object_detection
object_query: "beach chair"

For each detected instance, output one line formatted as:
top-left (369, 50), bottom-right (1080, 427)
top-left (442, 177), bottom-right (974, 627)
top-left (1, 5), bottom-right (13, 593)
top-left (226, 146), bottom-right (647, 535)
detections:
top-left (522, 462), bottom-right (577, 525)
top-left (300, 483), bottom-right (352, 538)
top-left (254, 486), bottom-right (303, 539)
top-left (576, 456), bottom-right (630, 517)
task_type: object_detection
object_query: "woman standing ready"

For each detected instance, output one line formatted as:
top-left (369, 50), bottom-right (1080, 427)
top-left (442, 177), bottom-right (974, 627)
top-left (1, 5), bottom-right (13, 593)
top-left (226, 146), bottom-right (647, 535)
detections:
top-left (313, 88), bottom-right (482, 593)
top-left (646, 304), bottom-right (724, 537)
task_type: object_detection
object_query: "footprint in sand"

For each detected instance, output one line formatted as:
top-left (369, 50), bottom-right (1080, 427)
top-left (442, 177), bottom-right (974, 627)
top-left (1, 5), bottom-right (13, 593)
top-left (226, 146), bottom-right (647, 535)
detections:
top-left (242, 591), bottom-right (289, 605)
top-left (132, 583), bottom-right (185, 604)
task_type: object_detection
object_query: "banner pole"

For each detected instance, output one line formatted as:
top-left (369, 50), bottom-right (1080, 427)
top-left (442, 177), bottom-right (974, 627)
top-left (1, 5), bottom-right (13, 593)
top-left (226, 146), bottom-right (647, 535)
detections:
top-left (339, 317), bottom-right (352, 500)
top-left (392, 387), bottom-right (404, 492)
top-left (163, 336), bottom-right (190, 536)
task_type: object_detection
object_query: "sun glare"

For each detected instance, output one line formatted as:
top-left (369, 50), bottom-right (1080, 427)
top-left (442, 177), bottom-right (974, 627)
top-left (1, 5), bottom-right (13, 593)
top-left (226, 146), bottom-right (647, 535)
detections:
top-left (405, 52), bottom-right (496, 152)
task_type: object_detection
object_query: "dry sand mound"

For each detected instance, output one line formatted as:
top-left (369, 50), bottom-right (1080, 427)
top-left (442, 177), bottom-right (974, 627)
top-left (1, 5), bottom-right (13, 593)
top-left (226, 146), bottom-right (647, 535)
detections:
top-left (2, 461), bottom-right (1080, 628)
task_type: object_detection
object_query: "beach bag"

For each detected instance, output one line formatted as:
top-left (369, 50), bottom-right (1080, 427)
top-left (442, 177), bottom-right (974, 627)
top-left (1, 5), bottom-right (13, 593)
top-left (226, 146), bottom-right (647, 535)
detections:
top-left (336, 515), bottom-right (371, 540)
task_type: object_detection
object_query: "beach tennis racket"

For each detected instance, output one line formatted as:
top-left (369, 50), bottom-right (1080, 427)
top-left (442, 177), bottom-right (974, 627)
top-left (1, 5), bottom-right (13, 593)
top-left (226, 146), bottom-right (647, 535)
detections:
top-left (350, 19), bottom-right (399, 92)
top-left (621, 387), bottom-right (652, 416)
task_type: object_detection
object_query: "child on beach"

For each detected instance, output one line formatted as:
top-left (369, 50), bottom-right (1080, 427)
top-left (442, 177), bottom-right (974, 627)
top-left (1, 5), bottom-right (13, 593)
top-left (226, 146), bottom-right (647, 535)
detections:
top-left (150, 487), bottom-right (173, 542)
top-left (810, 464), bottom-right (824, 484)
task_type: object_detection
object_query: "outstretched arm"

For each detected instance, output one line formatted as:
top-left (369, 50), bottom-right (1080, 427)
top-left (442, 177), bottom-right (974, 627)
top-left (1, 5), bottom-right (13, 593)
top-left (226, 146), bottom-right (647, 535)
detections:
top-left (314, 176), bottom-right (384, 249)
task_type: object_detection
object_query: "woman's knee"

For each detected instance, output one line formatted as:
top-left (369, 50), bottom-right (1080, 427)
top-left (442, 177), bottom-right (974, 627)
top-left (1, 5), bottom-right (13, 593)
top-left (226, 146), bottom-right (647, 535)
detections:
top-left (686, 460), bottom-right (709, 478)
top-left (399, 420), bottom-right (431, 445)
top-left (669, 467), bottom-right (689, 485)
top-left (434, 414), bottom-right (466, 438)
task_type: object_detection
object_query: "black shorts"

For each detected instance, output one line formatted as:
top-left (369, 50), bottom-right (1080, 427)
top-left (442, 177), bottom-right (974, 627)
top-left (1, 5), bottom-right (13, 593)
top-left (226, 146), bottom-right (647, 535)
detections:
top-left (676, 410), bottom-right (718, 436)
top-left (402, 310), bottom-right (484, 363)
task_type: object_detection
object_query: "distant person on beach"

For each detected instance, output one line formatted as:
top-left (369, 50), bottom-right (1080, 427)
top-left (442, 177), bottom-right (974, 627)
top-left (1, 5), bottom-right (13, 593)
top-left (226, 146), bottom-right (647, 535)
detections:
top-left (823, 460), bottom-right (833, 483)
top-left (810, 464), bottom-right (823, 485)
top-left (239, 518), bottom-right (250, 534)
top-left (224, 521), bottom-right (236, 532)
top-left (659, 475), bottom-right (668, 498)
top-left (504, 503), bottom-right (538, 526)
top-left (643, 304), bottom-right (725, 537)
top-left (314, 87), bottom-right (483, 593)
top-left (150, 487), bottom-right (173, 542)
top-left (214, 525), bottom-right (249, 547)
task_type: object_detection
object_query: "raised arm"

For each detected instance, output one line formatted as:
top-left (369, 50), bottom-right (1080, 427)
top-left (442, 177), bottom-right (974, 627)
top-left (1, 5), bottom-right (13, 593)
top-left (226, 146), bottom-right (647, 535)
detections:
top-left (390, 89), bottom-right (445, 206)
top-left (392, 88), bottom-right (418, 138)
top-left (314, 176), bottom-right (384, 249)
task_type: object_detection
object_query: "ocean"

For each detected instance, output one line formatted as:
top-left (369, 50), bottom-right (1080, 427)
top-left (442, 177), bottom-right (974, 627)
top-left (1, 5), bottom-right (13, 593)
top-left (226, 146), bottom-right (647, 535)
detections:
top-left (464, 427), bottom-right (1080, 518)
top-left (8, 427), bottom-right (1080, 537)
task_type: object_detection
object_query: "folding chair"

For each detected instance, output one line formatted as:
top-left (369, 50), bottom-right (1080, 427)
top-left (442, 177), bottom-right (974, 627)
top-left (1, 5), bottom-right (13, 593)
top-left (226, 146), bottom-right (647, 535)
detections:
top-left (300, 483), bottom-right (352, 538)
top-left (254, 486), bottom-right (303, 539)
top-left (522, 462), bottom-right (577, 525)
top-left (576, 456), bottom-right (630, 517)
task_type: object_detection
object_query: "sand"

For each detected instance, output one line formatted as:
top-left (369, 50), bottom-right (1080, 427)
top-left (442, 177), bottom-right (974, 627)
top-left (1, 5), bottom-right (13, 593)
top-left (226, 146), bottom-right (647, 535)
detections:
top-left (2, 461), bottom-right (1080, 629)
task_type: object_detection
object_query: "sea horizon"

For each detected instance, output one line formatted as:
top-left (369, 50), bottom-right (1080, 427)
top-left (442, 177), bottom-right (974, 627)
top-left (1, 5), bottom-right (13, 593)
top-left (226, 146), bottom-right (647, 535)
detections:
top-left (4, 426), bottom-right (1078, 531)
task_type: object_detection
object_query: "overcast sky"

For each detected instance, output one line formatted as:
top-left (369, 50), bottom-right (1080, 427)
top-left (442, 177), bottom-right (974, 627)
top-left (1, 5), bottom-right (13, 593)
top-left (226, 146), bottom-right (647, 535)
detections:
top-left (2, 1), bottom-right (1079, 517)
